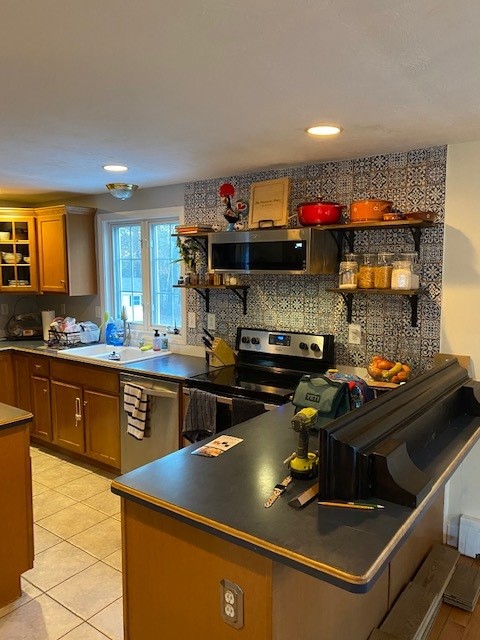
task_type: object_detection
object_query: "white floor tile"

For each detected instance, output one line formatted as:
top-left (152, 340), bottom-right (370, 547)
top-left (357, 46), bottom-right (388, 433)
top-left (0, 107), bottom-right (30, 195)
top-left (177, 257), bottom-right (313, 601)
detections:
top-left (89, 598), bottom-right (124, 640)
top-left (0, 594), bottom-right (82, 640)
top-left (23, 541), bottom-right (97, 592)
top-left (0, 578), bottom-right (42, 619)
top-left (37, 502), bottom-right (109, 539)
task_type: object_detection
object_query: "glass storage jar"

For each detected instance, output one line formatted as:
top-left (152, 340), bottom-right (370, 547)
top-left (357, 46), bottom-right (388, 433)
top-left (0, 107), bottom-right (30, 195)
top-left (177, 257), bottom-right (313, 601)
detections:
top-left (391, 260), bottom-right (412, 289)
top-left (339, 260), bottom-right (358, 289)
top-left (400, 252), bottom-right (420, 288)
top-left (374, 252), bottom-right (394, 289)
top-left (357, 253), bottom-right (376, 289)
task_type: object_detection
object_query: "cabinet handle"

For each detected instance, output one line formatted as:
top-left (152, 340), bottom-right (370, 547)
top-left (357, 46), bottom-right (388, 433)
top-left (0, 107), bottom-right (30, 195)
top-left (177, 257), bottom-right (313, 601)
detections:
top-left (75, 397), bottom-right (82, 424)
top-left (60, 280), bottom-right (65, 284)
top-left (43, 387), bottom-right (48, 394)
top-left (83, 400), bottom-right (88, 406)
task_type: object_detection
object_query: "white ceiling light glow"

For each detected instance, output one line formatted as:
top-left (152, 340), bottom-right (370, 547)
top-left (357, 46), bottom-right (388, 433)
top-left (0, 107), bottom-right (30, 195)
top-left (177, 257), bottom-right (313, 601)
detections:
top-left (306, 125), bottom-right (342, 136)
top-left (103, 164), bottom-right (128, 172)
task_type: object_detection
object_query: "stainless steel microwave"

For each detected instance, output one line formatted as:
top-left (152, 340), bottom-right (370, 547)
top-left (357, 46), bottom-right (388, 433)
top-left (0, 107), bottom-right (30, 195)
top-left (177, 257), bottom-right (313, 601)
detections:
top-left (208, 227), bottom-right (337, 275)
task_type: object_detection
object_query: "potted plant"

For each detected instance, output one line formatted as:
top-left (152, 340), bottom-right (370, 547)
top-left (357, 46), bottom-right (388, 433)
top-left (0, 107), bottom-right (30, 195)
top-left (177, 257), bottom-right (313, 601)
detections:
top-left (176, 237), bottom-right (199, 284)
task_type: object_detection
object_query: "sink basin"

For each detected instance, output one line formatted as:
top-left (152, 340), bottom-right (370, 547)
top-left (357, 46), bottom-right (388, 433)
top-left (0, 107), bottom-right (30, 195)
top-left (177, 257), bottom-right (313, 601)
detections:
top-left (60, 344), bottom-right (169, 365)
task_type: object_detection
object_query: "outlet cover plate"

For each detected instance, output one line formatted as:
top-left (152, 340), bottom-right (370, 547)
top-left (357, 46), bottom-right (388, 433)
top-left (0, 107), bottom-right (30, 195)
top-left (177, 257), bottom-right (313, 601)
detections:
top-left (220, 579), bottom-right (244, 629)
top-left (207, 313), bottom-right (216, 331)
top-left (188, 312), bottom-right (196, 329)
top-left (348, 324), bottom-right (362, 345)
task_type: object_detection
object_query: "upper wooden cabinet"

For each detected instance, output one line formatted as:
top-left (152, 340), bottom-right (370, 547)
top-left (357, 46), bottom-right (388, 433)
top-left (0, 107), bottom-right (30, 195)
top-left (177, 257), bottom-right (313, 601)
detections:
top-left (35, 205), bottom-right (97, 295)
top-left (0, 214), bottom-right (39, 293)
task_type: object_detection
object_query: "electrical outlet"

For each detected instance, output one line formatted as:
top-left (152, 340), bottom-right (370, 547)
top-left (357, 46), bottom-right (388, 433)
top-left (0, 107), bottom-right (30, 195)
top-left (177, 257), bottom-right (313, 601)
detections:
top-left (95, 306), bottom-right (101, 319)
top-left (207, 313), bottom-right (216, 331)
top-left (348, 324), bottom-right (362, 345)
top-left (0, 304), bottom-right (8, 316)
top-left (188, 312), bottom-right (196, 329)
top-left (220, 579), bottom-right (244, 629)
top-left (60, 303), bottom-right (66, 315)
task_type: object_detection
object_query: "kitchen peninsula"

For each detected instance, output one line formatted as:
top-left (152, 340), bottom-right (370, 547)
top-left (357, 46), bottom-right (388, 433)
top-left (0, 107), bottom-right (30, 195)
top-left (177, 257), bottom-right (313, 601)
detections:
top-left (112, 359), bottom-right (480, 640)
top-left (0, 402), bottom-right (34, 608)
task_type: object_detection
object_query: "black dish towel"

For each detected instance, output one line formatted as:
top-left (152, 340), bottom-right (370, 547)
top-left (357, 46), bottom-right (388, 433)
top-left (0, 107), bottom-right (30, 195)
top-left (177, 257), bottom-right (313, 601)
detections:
top-left (182, 389), bottom-right (217, 443)
top-left (231, 397), bottom-right (267, 426)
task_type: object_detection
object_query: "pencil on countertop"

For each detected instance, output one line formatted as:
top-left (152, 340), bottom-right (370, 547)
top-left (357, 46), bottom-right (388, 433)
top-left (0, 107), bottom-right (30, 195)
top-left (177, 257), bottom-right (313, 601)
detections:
top-left (318, 501), bottom-right (385, 511)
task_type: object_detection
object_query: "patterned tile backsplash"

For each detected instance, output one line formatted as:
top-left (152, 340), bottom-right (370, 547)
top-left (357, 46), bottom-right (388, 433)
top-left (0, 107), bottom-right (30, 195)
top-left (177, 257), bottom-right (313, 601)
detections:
top-left (184, 146), bottom-right (446, 375)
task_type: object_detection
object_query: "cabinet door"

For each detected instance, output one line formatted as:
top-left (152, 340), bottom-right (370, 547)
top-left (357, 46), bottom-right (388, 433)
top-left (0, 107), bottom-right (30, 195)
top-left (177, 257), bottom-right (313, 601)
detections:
top-left (84, 389), bottom-right (120, 468)
top-left (31, 376), bottom-right (52, 441)
top-left (0, 353), bottom-right (15, 406)
top-left (37, 213), bottom-right (68, 293)
top-left (51, 380), bottom-right (85, 453)
top-left (13, 353), bottom-right (31, 411)
top-left (0, 215), bottom-right (38, 293)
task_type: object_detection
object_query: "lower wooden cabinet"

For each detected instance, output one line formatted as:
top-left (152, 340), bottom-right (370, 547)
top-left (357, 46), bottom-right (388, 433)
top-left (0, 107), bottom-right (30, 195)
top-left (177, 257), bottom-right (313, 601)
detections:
top-left (0, 352), bottom-right (15, 406)
top-left (31, 376), bottom-right (52, 441)
top-left (84, 389), bottom-right (120, 467)
top-left (51, 379), bottom-right (85, 453)
top-left (13, 353), bottom-right (32, 412)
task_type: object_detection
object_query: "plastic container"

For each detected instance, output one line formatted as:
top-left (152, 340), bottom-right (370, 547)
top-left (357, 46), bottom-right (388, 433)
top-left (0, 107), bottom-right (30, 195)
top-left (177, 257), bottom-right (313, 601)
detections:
top-left (105, 318), bottom-right (123, 346)
top-left (391, 260), bottom-right (412, 289)
top-left (374, 252), bottom-right (394, 289)
top-left (400, 252), bottom-right (420, 288)
top-left (161, 333), bottom-right (169, 351)
top-left (357, 253), bottom-right (376, 289)
top-left (339, 261), bottom-right (358, 289)
top-left (153, 329), bottom-right (161, 351)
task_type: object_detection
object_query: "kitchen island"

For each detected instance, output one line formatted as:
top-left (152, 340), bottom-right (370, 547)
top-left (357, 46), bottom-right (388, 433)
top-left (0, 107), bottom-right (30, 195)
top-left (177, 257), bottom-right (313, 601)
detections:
top-left (112, 379), bottom-right (480, 640)
top-left (0, 402), bottom-right (34, 608)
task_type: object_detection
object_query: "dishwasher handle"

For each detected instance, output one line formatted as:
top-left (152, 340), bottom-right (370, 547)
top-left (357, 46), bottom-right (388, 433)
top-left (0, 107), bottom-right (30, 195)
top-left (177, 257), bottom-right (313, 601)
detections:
top-left (120, 380), bottom-right (178, 399)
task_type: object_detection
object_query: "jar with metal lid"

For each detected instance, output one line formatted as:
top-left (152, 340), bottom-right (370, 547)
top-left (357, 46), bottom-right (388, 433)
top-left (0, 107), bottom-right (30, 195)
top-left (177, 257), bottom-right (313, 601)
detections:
top-left (400, 252), bottom-right (420, 288)
top-left (357, 253), bottom-right (376, 289)
top-left (391, 260), bottom-right (412, 289)
top-left (339, 260), bottom-right (358, 289)
top-left (374, 252), bottom-right (394, 289)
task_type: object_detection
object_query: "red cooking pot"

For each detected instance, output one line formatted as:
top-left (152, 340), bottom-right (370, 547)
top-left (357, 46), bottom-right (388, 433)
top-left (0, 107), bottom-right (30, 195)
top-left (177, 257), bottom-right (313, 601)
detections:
top-left (297, 201), bottom-right (345, 226)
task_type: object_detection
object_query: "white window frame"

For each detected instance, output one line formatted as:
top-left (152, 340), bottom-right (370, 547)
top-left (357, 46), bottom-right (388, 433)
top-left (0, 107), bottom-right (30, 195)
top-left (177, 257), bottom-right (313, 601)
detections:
top-left (96, 206), bottom-right (185, 344)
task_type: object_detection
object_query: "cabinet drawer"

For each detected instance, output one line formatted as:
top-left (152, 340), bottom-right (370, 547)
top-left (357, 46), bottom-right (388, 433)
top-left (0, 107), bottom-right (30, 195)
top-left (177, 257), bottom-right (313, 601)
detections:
top-left (50, 359), bottom-right (119, 394)
top-left (30, 356), bottom-right (50, 377)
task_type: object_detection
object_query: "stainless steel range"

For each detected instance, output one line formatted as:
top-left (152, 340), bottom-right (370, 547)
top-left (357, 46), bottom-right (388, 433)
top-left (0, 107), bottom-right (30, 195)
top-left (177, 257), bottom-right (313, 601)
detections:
top-left (187, 328), bottom-right (335, 406)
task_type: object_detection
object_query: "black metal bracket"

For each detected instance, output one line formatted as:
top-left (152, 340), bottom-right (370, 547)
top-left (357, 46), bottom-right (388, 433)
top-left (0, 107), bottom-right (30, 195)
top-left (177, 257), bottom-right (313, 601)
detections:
top-left (406, 294), bottom-right (419, 327)
top-left (408, 227), bottom-right (422, 254)
top-left (228, 286), bottom-right (249, 315)
top-left (338, 292), bottom-right (354, 324)
top-left (192, 287), bottom-right (210, 312)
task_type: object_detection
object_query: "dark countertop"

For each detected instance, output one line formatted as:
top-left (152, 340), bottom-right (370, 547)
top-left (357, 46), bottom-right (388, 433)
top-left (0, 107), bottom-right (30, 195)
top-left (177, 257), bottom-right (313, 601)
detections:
top-left (112, 402), bottom-right (480, 593)
top-left (0, 340), bottom-right (211, 382)
top-left (0, 401), bottom-right (33, 430)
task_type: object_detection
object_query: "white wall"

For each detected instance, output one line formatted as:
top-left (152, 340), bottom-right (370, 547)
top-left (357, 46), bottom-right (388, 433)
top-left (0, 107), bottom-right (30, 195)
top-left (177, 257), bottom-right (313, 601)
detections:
top-left (442, 140), bottom-right (480, 543)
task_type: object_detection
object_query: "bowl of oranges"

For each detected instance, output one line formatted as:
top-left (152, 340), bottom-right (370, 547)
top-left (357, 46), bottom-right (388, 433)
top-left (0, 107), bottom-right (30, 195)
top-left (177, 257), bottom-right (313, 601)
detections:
top-left (367, 355), bottom-right (411, 384)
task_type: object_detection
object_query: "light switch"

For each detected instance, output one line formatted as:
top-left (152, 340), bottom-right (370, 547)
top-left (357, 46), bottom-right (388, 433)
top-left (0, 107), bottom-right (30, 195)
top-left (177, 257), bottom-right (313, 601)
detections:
top-left (0, 304), bottom-right (8, 316)
top-left (207, 313), bottom-right (216, 331)
top-left (188, 312), bottom-right (196, 329)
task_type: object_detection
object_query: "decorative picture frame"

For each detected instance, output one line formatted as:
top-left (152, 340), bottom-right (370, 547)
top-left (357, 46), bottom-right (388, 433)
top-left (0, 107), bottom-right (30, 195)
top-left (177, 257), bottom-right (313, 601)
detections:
top-left (248, 177), bottom-right (290, 228)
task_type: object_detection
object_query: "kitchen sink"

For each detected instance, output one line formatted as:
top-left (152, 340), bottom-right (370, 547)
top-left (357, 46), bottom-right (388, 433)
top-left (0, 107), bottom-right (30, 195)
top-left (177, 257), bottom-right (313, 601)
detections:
top-left (59, 344), bottom-right (169, 365)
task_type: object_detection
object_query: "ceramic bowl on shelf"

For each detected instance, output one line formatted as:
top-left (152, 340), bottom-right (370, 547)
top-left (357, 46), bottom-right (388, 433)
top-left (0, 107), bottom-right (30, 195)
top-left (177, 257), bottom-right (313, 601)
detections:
top-left (0, 231), bottom-right (11, 241)
top-left (8, 279), bottom-right (29, 286)
top-left (1, 251), bottom-right (22, 264)
top-left (23, 256), bottom-right (31, 264)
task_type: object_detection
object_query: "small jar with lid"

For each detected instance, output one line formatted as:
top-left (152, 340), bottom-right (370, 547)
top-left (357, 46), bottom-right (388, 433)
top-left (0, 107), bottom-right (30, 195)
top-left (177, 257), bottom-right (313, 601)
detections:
top-left (339, 260), bottom-right (358, 289)
top-left (391, 260), bottom-right (412, 289)
top-left (400, 252), bottom-right (420, 288)
top-left (357, 253), bottom-right (376, 289)
top-left (374, 252), bottom-right (394, 289)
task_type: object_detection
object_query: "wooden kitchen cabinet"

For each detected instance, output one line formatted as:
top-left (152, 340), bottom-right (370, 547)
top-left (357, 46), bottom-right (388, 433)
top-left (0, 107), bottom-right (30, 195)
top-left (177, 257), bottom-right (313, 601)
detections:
top-left (51, 379), bottom-right (86, 453)
top-left (31, 376), bottom-right (52, 441)
top-left (13, 353), bottom-right (32, 412)
top-left (0, 352), bottom-right (15, 406)
top-left (0, 214), bottom-right (38, 293)
top-left (35, 205), bottom-right (97, 295)
top-left (49, 359), bottom-right (120, 469)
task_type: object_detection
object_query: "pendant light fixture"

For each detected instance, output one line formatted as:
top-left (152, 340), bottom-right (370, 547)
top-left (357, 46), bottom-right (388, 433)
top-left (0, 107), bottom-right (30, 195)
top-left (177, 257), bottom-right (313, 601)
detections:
top-left (106, 183), bottom-right (138, 200)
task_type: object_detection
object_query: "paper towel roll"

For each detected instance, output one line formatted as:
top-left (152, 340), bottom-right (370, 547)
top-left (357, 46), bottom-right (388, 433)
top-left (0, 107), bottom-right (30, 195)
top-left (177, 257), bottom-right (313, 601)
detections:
top-left (42, 310), bottom-right (55, 341)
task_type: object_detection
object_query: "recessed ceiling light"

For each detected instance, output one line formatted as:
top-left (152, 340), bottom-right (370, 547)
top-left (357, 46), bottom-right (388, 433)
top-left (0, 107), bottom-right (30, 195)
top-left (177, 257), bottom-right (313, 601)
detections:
top-left (103, 164), bottom-right (128, 172)
top-left (306, 125), bottom-right (342, 136)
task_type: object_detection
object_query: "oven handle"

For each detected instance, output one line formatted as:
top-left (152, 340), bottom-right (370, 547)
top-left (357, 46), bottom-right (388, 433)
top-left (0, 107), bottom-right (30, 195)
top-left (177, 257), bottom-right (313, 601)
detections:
top-left (184, 388), bottom-right (279, 411)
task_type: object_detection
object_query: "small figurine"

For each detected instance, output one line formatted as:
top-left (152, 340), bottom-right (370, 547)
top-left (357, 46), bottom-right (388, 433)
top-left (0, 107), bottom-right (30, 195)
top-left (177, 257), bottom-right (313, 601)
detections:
top-left (233, 221), bottom-right (245, 231)
top-left (219, 182), bottom-right (239, 231)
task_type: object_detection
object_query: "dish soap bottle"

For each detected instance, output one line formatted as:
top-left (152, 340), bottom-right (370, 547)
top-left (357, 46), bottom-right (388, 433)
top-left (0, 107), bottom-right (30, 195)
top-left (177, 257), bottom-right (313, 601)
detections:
top-left (153, 329), bottom-right (161, 351)
top-left (105, 317), bottom-right (117, 345)
top-left (161, 333), bottom-right (169, 351)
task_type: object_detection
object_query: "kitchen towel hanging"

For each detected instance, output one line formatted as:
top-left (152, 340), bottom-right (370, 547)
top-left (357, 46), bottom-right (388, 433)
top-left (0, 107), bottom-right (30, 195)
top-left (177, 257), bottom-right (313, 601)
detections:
top-left (41, 310), bottom-right (56, 341)
top-left (182, 389), bottom-right (217, 443)
top-left (231, 397), bottom-right (266, 426)
top-left (124, 383), bottom-right (150, 440)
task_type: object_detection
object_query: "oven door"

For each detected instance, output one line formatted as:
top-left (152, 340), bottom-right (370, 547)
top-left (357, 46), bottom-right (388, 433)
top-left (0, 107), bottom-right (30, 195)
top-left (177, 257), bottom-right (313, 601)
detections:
top-left (183, 387), bottom-right (279, 432)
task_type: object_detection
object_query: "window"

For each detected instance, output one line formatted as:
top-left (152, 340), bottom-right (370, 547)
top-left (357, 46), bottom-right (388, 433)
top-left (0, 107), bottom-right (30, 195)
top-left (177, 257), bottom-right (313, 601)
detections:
top-left (98, 207), bottom-right (184, 336)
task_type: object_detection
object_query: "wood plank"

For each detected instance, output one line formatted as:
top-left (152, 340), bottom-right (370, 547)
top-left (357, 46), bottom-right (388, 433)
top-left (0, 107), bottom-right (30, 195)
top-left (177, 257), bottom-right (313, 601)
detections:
top-left (381, 582), bottom-right (439, 639)
top-left (369, 631), bottom-right (399, 639)
top-left (436, 619), bottom-right (465, 640)
top-left (444, 564), bottom-right (480, 612)
top-left (427, 606), bottom-right (451, 640)
top-left (414, 544), bottom-right (460, 594)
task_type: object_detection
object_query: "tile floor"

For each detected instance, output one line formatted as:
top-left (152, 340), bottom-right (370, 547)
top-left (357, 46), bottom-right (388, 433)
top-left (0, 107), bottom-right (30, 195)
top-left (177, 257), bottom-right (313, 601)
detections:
top-left (0, 445), bottom-right (124, 640)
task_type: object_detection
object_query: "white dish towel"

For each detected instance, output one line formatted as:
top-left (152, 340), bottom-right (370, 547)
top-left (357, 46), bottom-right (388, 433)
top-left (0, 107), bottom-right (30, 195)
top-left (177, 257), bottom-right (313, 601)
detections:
top-left (124, 383), bottom-right (150, 440)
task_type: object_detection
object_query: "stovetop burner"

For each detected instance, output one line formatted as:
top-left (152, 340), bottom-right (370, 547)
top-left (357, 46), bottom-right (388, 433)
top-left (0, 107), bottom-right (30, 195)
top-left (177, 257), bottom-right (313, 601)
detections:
top-left (187, 328), bottom-right (335, 405)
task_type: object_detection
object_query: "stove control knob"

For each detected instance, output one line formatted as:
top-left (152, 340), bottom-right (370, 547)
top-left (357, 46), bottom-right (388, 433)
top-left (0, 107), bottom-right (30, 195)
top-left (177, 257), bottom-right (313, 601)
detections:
top-left (251, 337), bottom-right (260, 345)
top-left (241, 336), bottom-right (250, 344)
top-left (310, 343), bottom-right (320, 352)
top-left (299, 342), bottom-right (308, 350)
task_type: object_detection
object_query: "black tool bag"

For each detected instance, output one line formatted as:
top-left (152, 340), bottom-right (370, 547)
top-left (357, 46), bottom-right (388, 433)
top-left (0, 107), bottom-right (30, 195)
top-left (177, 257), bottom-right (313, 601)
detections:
top-left (292, 375), bottom-right (351, 429)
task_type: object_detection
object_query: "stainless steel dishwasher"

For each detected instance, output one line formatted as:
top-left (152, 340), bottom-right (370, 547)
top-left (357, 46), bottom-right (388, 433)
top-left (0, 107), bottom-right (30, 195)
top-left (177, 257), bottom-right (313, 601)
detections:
top-left (120, 372), bottom-right (180, 474)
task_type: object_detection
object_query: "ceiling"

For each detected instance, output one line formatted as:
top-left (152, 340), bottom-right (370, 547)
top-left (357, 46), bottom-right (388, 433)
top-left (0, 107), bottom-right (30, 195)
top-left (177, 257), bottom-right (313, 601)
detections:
top-left (2, 0), bottom-right (480, 203)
